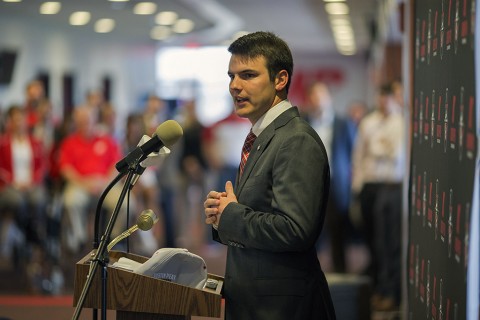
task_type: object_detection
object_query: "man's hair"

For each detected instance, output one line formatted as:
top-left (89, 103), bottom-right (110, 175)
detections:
top-left (379, 82), bottom-right (393, 95)
top-left (228, 31), bottom-right (294, 93)
top-left (6, 105), bottom-right (23, 118)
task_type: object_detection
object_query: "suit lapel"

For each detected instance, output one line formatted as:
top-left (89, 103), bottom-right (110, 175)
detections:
top-left (235, 107), bottom-right (300, 195)
top-left (235, 125), bottom-right (273, 194)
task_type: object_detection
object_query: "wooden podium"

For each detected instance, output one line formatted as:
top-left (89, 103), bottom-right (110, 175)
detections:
top-left (73, 250), bottom-right (223, 320)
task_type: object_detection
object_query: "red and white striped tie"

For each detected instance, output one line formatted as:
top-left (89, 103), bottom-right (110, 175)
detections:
top-left (239, 129), bottom-right (257, 176)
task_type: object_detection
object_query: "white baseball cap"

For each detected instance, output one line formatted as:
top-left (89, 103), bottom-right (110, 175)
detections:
top-left (133, 248), bottom-right (207, 289)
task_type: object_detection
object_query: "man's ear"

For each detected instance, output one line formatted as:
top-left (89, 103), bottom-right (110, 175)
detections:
top-left (275, 70), bottom-right (289, 91)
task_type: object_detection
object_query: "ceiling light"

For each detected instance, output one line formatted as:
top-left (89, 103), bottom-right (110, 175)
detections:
top-left (329, 17), bottom-right (351, 26)
top-left (40, 2), bottom-right (61, 14)
top-left (337, 42), bottom-right (355, 48)
top-left (133, 2), bottom-right (157, 15)
top-left (332, 25), bottom-right (353, 34)
top-left (150, 26), bottom-right (171, 40)
top-left (323, 0), bottom-right (345, 2)
top-left (337, 43), bottom-right (356, 55)
top-left (333, 27), bottom-right (354, 44)
top-left (172, 19), bottom-right (194, 33)
top-left (3, 0), bottom-right (22, 2)
top-left (95, 19), bottom-right (115, 33)
top-left (334, 34), bottom-right (354, 42)
top-left (325, 3), bottom-right (349, 15)
top-left (69, 11), bottom-right (91, 26)
top-left (336, 39), bottom-right (356, 49)
top-left (338, 50), bottom-right (356, 56)
top-left (155, 11), bottom-right (178, 25)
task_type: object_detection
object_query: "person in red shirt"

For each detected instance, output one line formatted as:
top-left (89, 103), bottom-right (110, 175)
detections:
top-left (0, 105), bottom-right (47, 254)
top-left (59, 106), bottom-right (125, 253)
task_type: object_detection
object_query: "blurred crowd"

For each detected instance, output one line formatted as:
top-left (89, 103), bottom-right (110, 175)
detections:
top-left (0, 78), bottom-right (405, 312)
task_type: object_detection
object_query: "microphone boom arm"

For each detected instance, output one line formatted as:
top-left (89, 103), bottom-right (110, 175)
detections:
top-left (107, 208), bottom-right (158, 251)
top-left (107, 225), bottom-right (139, 252)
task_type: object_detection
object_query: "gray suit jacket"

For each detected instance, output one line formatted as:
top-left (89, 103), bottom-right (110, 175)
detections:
top-left (213, 107), bottom-right (336, 319)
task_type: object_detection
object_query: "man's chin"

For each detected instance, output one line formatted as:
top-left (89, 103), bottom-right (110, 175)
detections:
top-left (234, 107), bottom-right (249, 118)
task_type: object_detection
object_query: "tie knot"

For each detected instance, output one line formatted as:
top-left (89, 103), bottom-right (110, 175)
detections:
top-left (244, 130), bottom-right (256, 150)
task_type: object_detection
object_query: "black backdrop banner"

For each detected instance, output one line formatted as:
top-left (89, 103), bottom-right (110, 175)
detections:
top-left (408, 0), bottom-right (478, 319)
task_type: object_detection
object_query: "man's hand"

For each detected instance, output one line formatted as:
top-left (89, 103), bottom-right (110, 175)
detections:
top-left (204, 181), bottom-right (238, 228)
top-left (204, 189), bottom-right (225, 226)
top-left (218, 181), bottom-right (237, 212)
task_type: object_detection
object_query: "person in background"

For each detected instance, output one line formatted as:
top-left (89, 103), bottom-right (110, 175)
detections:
top-left (202, 107), bottom-right (251, 192)
top-left (391, 79), bottom-right (404, 109)
top-left (80, 89), bottom-right (120, 139)
top-left (122, 112), bottom-right (164, 255)
top-left (347, 99), bottom-right (368, 127)
top-left (82, 89), bottom-right (106, 123)
top-left (176, 100), bottom-right (209, 250)
top-left (302, 80), bottom-right (359, 273)
top-left (140, 95), bottom-right (178, 248)
top-left (143, 95), bottom-right (167, 136)
top-left (44, 113), bottom-right (74, 264)
top-left (203, 31), bottom-right (336, 319)
top-left (0, 105), bottom-right (48, 263)
top-left (351, 82), bottom-right (405, 311)
top-left (30, 97), bottom-right (56, 154)
top-left (97, 101), bottom-right (117, 138)
top-left (23, 79), bottom-right (47, 132)
top-left (58, 106), bottom-right (126, 253)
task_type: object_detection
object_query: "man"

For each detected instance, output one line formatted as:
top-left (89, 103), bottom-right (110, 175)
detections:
top-left (303, 81), bottom-right (359, 273)
top-left (351, 82), bottom-right (405, 311)
top-left (59, 106), bottom-right (126, 253)
top-left (204, 31), bottom-right (336, 320)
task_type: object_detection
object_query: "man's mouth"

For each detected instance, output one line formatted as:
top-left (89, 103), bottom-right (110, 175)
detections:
top-left (235, 96), bottom-right (248, 103)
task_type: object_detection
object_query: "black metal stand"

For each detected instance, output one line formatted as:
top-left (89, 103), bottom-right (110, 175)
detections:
top-left (71, 169), bottom-right (135, 320)
top-left (90, 171), bottom-right (126, 320)
top-left (72, 139), bottom-right (153, 320)
top-left (101, 261), bottom-right (108, 320)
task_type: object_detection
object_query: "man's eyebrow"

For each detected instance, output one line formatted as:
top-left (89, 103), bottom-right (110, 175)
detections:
top-left (228, 68), bottom-right (257, 74)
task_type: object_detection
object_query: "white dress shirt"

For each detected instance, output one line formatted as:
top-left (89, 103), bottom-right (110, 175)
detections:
top-left (351, 109), bottom-right (405, 192)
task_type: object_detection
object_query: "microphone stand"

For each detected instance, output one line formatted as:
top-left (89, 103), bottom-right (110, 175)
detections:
top-left (93, 172), bottom-right (127, 251)
top-left (72, 139), bottom-right (155, 320)
top-left (91, 171), bottom-right (127, 320)
top-left (71, 169), bottom-right (135, 320)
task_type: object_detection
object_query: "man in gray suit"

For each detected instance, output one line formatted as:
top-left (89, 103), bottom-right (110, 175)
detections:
top-left (204, 31), bottom-right (336, 319)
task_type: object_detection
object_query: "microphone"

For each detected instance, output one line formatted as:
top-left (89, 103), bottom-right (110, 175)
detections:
top-left (107, 209), bottom-right (158, 251)
top-left (116, 120), bottom-right (183, 173)
top-left (129, 135), bottom-right (171, 188)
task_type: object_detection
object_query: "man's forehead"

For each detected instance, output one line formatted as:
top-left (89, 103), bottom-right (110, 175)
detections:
top-left (229, 54), bottom-right (266, 69)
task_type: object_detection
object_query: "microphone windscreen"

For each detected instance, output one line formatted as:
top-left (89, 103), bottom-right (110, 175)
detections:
top-left (137, 209), bottom-right (158, 231)
top-left (154, 120), bottom-right (183, 148)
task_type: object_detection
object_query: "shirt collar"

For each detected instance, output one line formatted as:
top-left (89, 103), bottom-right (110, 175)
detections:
top-left (251, 99), bottom-right (293, 137)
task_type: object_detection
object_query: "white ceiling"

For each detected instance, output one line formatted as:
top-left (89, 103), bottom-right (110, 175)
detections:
top-left (0, 0), bottom-right (402, 56)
